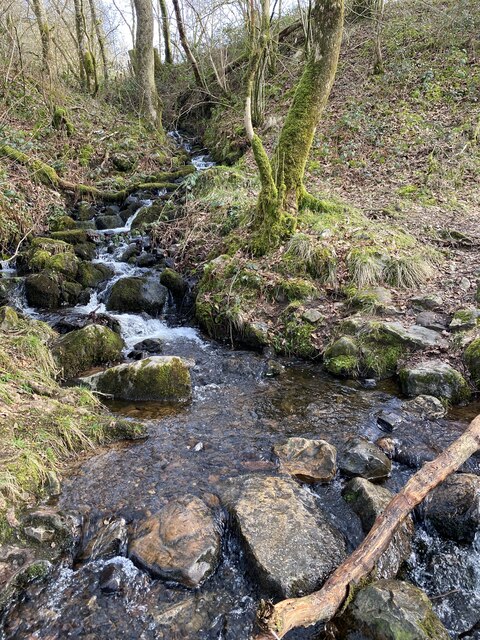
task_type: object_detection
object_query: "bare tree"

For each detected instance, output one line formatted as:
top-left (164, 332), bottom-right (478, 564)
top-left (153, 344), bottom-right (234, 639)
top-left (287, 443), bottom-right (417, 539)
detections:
top-left (133, 0), bottom-right (164, 132)
top-left (158, 0), bottom-right (173, 63)
top-left (172, 0), bottom-right (206, 91)
top-left (30, 0), bottom-right (52, 80)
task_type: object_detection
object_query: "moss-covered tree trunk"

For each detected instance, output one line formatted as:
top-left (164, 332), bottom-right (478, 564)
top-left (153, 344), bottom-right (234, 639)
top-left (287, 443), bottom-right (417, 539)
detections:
top-left (247, 0), bottom-right (344, 254)
top-left (73, 0), bottom-right (87, 89)
top-left (158, 0), bottom-right (173, 64)
top-left (31, 0), bottom-right (53, 81)
top-left (88, 0), bottom-right (109, 83)
top-left (272, 0), bottom-right (344, 212)
top-left (132, 0), bottom-right (164, 134)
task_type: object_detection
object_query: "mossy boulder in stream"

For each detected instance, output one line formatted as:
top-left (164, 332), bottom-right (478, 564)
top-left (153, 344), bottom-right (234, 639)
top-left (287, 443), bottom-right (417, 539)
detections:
top-left (49, 215), bottom-right (76, 232)
top-left (76, 262), bottom-right (114, 288)
top-left (106, 277), bottom-right (168, 315)
top-left (160, 268), bottom-right (187, 298)
top-left (52, 324), bottom-right (124, 379)
top-left (399, 360), bottom-right (470, 404)
top-left (464, 338), bottom-right (480, 388)
top-left (343, 579), bottom-right (449, 639)
top-left (81, 356), bottom-right (192, 402)
top-left (25, 271), bottom-right (64, 308)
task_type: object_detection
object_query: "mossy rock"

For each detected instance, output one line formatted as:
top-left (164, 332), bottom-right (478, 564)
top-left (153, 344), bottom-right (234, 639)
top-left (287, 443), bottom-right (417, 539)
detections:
top-left (106, 277), bottom-right (168, 315)
top-left (0, 305), bottom-right (19, 330)
top-left (73, 242), bottom-right (97, 261)
top-left (76, 262), bottom-right (114, 288)
top-left (274, 317), bottom-right (318, 359)
top-left (131, 203), bottom-right (162, 229)
top-left (62, 281), bottom-right (84, 305)
top-left (464, 338), bottom-right (480, 388)
top-left (50, 229), bottom-right (91, 245)
top-left (76, 202), bottom-right (96, 221)
top-left (47, 252), bottom-right (79, 279)
top-left (343, 579), bottom-right (449, 639)
top-left (160, 268), bottom-right (187, 298)
top-left (50, 215), bottom-right (76, 232)
top-left (399, 361), bottom-right (470, 404)
top-left (449, 308), bottom-right (479, 331)
top-left (81, 356), bottom-right (191, 402)
top-left (25, 272), bottom-right (64, 309)
top-left (17, 238), bottom-right (72, 275)
top-left (0, 280), bottom-right (8, 306)
top-left (52, 324), bottom-right (124, 379)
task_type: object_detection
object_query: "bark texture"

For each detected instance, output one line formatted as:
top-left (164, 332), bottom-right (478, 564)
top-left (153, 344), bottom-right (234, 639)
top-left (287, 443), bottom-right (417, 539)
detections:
top-left (172, 0), bottom-right (206, 91)
top-left (31, 0), bottom-right (52, 79)
top-left (133, 0), bottom-right (164, 132)
top-left (256, 414), bottom-right (480, 639)
top-left (158, 0), bottom-right (172, 64)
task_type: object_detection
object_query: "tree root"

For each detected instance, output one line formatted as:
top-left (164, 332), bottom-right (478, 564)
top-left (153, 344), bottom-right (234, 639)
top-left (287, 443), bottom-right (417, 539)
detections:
top-left (0, 144), bottom-right (193, 202)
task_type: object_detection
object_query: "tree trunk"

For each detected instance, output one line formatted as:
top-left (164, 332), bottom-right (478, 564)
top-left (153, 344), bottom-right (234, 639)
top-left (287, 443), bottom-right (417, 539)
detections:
top-left (132, 0), bottom-right (164, 134)
top-left (31, 0), bottom-right (52, 80)
top-left (172, 0), bottom-right (206, 91)
top-left (73, 0), bottom-right (87, 89)
top-left (256, 414), bottom-right (480, 639)
top-left (88, 0), bottom-right (109, 83)
top-left (272, 0), bottom-right (344, 212)
top-left (158, 0), bottom-right (172, 64)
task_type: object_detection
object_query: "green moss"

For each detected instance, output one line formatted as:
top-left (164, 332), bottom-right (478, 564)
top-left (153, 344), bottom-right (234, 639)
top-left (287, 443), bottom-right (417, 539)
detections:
top-left (160, 268), bottom-right (186, 297)
top-left (271, 278), bottom-right (317, 302)
top-left (325, 355), bottom-right (359, 376)
top-left (50, 229), bottom-right (89, 245)
top-left (79, 144), bottom-right (94, 167)
top-left (274, 317), bottom-right (317, 359)
top-left (464, 338), bottom-right (480, 387)
top-left (52, 324), bottom-right (124, 379)
top-left (50, 215), bottom-right (76, 231)
top-left (76, 262), bottom-right (112, 288)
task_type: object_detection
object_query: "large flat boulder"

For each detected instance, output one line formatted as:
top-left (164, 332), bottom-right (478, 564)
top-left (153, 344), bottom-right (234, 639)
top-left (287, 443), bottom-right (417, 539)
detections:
top-left (222, 475), bottom-right (346, 597)
top-left (379, 322), bottom-right (448, 350)
top-left (399, 360), bottom-right (470, 404)
top-left (80, 356), bottom-right (192, 402)
top-left (129, 495), bottom-right (221, 587)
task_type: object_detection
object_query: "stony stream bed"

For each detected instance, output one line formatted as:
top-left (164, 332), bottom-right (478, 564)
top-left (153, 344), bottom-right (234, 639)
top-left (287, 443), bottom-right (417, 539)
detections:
top-left (1, 138), bottom-right (479, 640)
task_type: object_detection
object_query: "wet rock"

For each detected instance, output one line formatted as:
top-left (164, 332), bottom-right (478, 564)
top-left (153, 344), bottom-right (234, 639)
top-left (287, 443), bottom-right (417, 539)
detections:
top-left (80, 356), bottom-right (192, 402)
top-left (50, 229), bottom-right (91, 245)
top-left (106, 276), bottom-right (168, 315)
top-left (52, 324), bottom-right (124, 378)
top-left (376, 410), bottom-right (404, 431)
top-left (379, 322), bottom-right (448, 350)
top-left (343, 478), bottom-right (413, 579)
top-left (0, 281), bottom-right (8, 306)
top-left (25, 271), bottom-right (63, 308)
top-left (53, 312), bottom-right (121, 335)
top-left (77, 517), bottom-right (128, 563)
top-left (339, 437), bottom-right (391, 481)
top-left (222, 475), bottom-right (346, 597)
top-left (464, 337), bottom-right (480, 388)
top-left (73, 242), bottom-right (96, 261)
top-left (242, 321), bottom-right (270, 349)
top-left (264, 359), bottom-right (285, 377)
top-left (424, 473), bottom-right (480, 543)
top-left (399, 360), bottom-right (470, 404)
top-left (76, 262), bottom-right (113, 288)
top-left (450, 308), bottom-right (479, 330)
top-left (402, 394), bottom-right (446, 419)
top-left (324, 336), bottom-right (360, 376)
top-left (98, 562), bottom-right (123, 593)
top-left (136, 252), bottom-right (158, 268)
top-left (415, 311), bottom-right (447, 331)
top-left (132, 338), bottom-right (163, 354)
top-left (120, 243), bottom-right (140, 262)
top-left (160, 268), bottom-right (187, 298)
top-left (411, 294), bottom-right (443, 311)
top-left (129, 495), bottom-right (221, 587)
top-left (274, 437), bottom-right (336, 483)
top-left (344, 579), bottom-right (449, 640)
top-left (95, 214), bottom-right (124, 230)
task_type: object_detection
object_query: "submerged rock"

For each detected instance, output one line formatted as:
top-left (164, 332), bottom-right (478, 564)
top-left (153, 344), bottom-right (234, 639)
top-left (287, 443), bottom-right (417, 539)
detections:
top-left (129, 495), bottom-right (221, 587)
top-left (401, 394), bottom-right (446, 419)
top-left (52, 324), bottom-right (124, 378)
top-left (222, 475), bottom-right (346, 597)
top-left (339, 437), bottom-right (391, 481)
top-left (80, 356), bottom-right (192, 402)
top-left (76, 516), bottom-right (128, 564)
top-left (343, 579), bottom-right (449, 640)
top-left (399, 360), bottom-right (470, 404)
top-left (274, 437), bottom-right (337, 483)
top-left (343, 478), bottom-right (413, 579)
top-left (424, 473), bottom-right (480, 543)
top-left (160, 268), bottom-right (187, 298)
top-left (106, 276), bottom-right (168, 315)
top-left (95, 214), bottom-right (124, 230)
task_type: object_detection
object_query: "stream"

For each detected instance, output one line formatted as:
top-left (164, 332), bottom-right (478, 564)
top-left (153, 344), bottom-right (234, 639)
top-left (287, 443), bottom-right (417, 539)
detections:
top-left (1, 134), bottom-right (480, 639)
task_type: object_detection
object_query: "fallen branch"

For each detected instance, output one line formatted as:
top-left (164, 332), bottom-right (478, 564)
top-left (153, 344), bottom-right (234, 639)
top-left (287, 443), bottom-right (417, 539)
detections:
top-left (0, 144), bottom-right (193, 202)
top-left (256, 414), bottom-right (480, 639)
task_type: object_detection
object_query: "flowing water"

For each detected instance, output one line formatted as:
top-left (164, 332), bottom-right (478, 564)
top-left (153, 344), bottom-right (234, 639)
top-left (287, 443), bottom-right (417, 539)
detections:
top-left (1, 135), bottom-right (479, 639)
